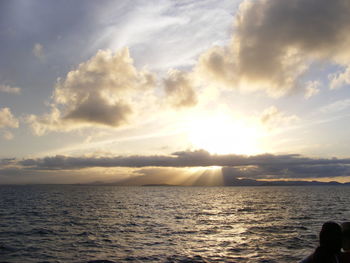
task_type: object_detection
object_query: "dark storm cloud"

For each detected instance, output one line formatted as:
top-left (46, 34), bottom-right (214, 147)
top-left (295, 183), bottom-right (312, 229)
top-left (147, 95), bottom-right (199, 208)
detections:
top-left (12, 150), bottom-right (350, 179)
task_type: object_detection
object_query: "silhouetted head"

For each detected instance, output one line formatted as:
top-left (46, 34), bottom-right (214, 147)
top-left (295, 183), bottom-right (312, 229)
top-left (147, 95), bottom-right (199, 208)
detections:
top-left (342, 222), bottom-right (350, 251)
top-left (319, 221), bottom-right (342, 253)
top-left (311, 222), bottom-right (342, 263)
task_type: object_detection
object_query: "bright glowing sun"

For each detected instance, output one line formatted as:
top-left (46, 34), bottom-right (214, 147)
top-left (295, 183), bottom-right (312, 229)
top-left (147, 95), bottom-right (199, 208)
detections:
top-left (186, 113), bottom-right (263, 155)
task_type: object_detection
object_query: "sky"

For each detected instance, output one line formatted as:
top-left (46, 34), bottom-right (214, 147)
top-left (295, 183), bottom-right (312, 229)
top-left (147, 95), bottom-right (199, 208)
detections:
top-left (1, 0), bottom-right (350, 184)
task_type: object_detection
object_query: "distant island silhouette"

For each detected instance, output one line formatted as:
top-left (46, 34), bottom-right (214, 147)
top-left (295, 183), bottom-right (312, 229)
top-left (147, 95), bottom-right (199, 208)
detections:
top-left (85, 177), bottom-right (350, 187)
top-left (222, 177), bottom-right (350, 187)
top-left (142, 184), bottom-right (177, 187)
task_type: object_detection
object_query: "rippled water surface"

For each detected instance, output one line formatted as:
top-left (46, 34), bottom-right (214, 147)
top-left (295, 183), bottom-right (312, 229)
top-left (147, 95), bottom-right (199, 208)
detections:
top-left (1, 185), bottom-right (350, 263)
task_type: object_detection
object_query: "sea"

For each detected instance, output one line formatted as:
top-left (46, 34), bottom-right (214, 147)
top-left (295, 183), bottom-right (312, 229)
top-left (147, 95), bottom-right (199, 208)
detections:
top-left (1, 185), bottom-right (349, 263)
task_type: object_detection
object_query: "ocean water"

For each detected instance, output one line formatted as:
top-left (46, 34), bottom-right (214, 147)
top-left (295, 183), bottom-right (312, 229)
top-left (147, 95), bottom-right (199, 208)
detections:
top-left (1, 185), bottom-right (350, 263)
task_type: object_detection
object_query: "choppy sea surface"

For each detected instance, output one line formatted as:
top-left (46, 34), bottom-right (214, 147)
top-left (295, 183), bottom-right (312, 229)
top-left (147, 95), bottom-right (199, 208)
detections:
top-left (1, 185), bottom-right (350, 263)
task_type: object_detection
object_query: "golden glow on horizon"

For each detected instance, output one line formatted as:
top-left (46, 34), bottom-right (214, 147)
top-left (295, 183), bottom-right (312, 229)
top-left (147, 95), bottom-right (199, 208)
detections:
top-left (187, 113), bottom-right (264, 155)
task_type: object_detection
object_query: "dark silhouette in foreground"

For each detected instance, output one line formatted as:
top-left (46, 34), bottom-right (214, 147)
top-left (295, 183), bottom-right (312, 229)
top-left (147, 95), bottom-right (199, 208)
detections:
top-left (340, 222), bottom-right (350, 262)
top-left (301, 221), bottom-right (345, 263)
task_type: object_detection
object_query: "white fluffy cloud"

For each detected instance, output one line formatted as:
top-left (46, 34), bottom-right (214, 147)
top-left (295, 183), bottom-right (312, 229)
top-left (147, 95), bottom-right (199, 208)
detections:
top-left (0, 107), bottom-right (18, 140)
top-left (304, 81), bottom-right (320, 99)
top-left (329, 66), bottom-right (350, 90)
top-left (28, 48), bottom-right (156, 135)
top-left (196, 0), bottom-right (350, 96)
top-left (0, 108), bottom-right (19, 129)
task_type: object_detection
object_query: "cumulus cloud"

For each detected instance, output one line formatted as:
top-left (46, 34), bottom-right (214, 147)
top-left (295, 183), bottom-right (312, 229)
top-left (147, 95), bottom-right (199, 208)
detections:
top-left (0, 107), bottom-right (18, 140)
top-left (32, 43), bottom-right (44, 59)
top-left (196, 0), bottom-right (350, 96)
top-left (163, 69), bottom-right (197, 108)
top-left (0, 85), bottom-right (21, 95)
top-left (27, 107), bottom-right (71, 136)
top-left (196, 46), bottom-right (237, 89)
top-left (0, 108), bottom-right (19, 129)
top-left (304, 81), bottom-right (320, 99)
top-left (260, 106), bottom-right (299, 129)
top-left (2, 150), bottom-right (350, 181)
top-left (28, 48), bottom-right (156, 135)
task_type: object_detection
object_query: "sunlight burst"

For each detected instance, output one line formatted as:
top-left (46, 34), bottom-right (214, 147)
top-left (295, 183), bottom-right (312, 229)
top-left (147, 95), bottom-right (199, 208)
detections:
top-left (187, 113), bottom-right (263, 155)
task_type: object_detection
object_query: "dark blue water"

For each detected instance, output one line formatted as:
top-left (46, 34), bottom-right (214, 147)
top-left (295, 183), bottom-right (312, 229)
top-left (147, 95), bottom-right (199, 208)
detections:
top-left (1, 185), bottom-right (349, 263)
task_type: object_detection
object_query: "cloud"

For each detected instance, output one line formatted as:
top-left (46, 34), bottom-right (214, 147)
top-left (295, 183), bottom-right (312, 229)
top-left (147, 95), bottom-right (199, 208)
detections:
top-left (27, 107), bottom-right (72, 136)
top-left (304, 81), bottom-right (320, 99)
top-left (32, 43), bottom-right (44, 59)
top-left (260, 106), bottom-right (299, 129)
top-left (196, 46), bottom-right (237, 89)
top-left (1, 150), bottom-right (350, 181)
top-left (163, 69), bottom-right (197, 108)
top-left (318, 99), bottom-right (350, 116)
top-left (28, 48), bottom-right (156, 135)
top-left (0, 108), bottom-right (19, 129)
top-left (0, 85), bottom-right (21, 95)
top-left (2, 131), bottom-right (14, 140)
top-left (14, 150), bottom-right (348, 169)
top-left (196, 0), bottom-right (350, 96)
top-left (329, 66), bottom-right (350, 89)
top-left (0, 108), bottom-right (18, 140)
top-left (94, 0), bottom-right (237, 71)
top-left (221, 163), bottom-right (350, 180)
